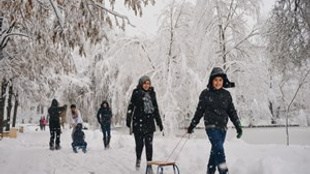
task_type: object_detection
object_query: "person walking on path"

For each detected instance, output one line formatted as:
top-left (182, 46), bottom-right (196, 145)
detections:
top-left (187, 67), bottom-right (243, 174)
top-left (126, 75), bottom-right (164, 172)
top-left (97, 101), bottom-right (112, 149)
top-left (48, 99), bottom-right (67, 150)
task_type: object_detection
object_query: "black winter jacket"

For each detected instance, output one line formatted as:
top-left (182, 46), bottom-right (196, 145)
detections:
top-left (126, 87), bottom-right (163, 134)
top-left (72, 128), bottom-right (86, 146)
top-left (97, 107), bottom-right (112, 125)
top-left (48, 99), bottom-right (67, 127)
top-left (188, 88), bottom-right (240, 131)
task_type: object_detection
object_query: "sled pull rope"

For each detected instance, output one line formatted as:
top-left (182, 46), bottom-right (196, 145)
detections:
top-left (165, 133), bottom-right (190, 163)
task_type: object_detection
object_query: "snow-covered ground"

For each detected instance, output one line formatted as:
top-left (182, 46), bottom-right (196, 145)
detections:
top-left (1, 125), bottom-right (310, 174)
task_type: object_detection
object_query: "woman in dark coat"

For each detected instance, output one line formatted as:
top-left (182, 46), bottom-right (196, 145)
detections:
top-left (187, 67), bottom-right (243, 174)
top-left (97, 100), bottom-right (112, 149)
top-left (126, 75), bottom-right (164, 170)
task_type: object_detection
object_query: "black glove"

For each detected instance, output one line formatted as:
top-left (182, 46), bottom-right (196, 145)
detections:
top-left (126, 121), bottom-right (131, 128)
top-left (187, 125), bottom-right (194, 134)
top-left (159, 124), bottom-right (163, 131)
top-left (236, 122), bottom-right (243, 139)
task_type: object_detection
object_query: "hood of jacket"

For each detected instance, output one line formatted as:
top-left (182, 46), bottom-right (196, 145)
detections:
top-left (51, 99), bottom-right (58, 107)
top-left (207, 67), bottom-right (235, 89)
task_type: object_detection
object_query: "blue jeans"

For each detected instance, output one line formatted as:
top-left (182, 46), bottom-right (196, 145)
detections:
top-left (206, 128), bottom-right (228, 173)
top-left (101, 124), bottom-right (111, 148)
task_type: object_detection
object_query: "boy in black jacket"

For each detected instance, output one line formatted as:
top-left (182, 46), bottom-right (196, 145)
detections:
top-left (187, 67), bottom-right (242, 174)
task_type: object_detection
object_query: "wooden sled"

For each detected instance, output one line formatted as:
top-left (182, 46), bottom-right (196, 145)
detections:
top-left (145, 133), bottom-right (190, 174)
top-left (146, 161), bottom-right (180, 174)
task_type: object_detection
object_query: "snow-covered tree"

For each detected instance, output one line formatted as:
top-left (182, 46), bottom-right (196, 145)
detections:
top-left (0, 0), bottom-right (157, 126)
top-left (266, 0), bottom-right (310, 126)
top-left (150, 0), bottom-right (196, 134)
top-left (192, 0), bottom-right (272, 126)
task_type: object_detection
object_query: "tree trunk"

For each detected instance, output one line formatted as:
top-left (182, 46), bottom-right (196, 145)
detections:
top-left (286, 69), bottom-right (310, 146)
top-left (269, 101), bottom-right (276, 124)
top-left (0, 17), bottom-right (3, 60)
top-left (0, 79), bottom-right (8, 134)
top-left (12, 92), bottom-right (18, 128)
top-left (215, 1), bottom-right (227, 69)
top-left (5, 81), bottom-right (13, 131)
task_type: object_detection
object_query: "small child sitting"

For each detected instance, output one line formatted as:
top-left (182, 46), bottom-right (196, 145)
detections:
top-left (71, 123), bottom-right (87, 153)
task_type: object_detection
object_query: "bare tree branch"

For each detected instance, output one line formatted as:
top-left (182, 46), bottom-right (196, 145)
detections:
top-left (224, 28), bottom-right (259, 57)
top-left (140, 44), bottom-right (155, 70)
top-left (89, 0), bottom-right (136, 27)
top-left (286, 69), bottom-right (310, 146)
top-left (48, 0), bottom-right (64, 31)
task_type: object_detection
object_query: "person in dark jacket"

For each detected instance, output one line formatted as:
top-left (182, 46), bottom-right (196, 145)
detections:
top-left (71, 123), bottom-right (87, 153)
top-left (97, 100), bottom-right (112, 149)
top-left (48, 99), bottom-right (67, 150)
top-left (187, 67), bottom-right (243, 174)
top-left (126, 75), bottom-right (164, 171)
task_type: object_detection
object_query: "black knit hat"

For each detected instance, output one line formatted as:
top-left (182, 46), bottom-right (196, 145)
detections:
top-left (207, 67), bottom-right (235, 89)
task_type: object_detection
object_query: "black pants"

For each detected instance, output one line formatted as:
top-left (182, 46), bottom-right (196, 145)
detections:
top-left (49, 122), bottom-right (61, 147)
top-left (100, 124), bottom-right (111, 148)
top-left (134, 132), bottom-right (154, 161)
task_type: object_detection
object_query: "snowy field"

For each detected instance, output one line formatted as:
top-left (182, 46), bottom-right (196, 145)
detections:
top-left (1, 125), bottom-right (310, 174)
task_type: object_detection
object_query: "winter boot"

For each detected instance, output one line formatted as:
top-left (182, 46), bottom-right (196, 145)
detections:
top-left (103, 137), bottom-right (107, 149)
top-left (146, 165), bottom-right (154, 174)
top-left (106, 144), bottom-right (110, 149)
top-left (55, 144), bottom-right (61, 150)
top-left (73, 147), bottom-right (78, 153)
top-left (107, 136), bottom-right (111, 147)
top-left (135, 159), bottom-right (141, 170)
top-left (207, 165), bottom-right (216, 174)
top-left (49, 142), bottom-right (54, 150)
top-left (82, 147), bottom-right (87, 153)
top-left (218, 163), bottom-right (229, 174)
top-left (50, 145), bottom-right (55, 151)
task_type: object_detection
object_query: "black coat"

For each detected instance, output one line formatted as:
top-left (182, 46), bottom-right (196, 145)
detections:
top-left (126, 87), bottom-right (163, 134)
top-left (48, 100), bottom-right (67, 127)
top-left (97, 107), bottom-right (112, 125)
top-left (188, 88), bottom-right (240, 131)
top-left (72, 129), bottom-right (86, 146)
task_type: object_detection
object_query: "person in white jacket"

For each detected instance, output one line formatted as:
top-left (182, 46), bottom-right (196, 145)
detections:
top-left (70, 104), bottom-right (83, 139)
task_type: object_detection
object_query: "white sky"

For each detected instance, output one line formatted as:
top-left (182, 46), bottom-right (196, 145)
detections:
top-left (114, 0), bottom-right (170, 37)
top-left (114, 0), bottom-right (276, 37)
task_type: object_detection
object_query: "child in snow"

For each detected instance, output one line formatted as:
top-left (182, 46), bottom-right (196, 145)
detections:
top-left (70, 104), bottom-right (83, 139)
top-left (71, 123), bottom-right (87, 153)
top-left (96, 100), bottom-right (112, 149)
top-left (126, 75), bottom-right (164, 171)
top-left (42, 117), bottom-right (47, 131)
top-left (187, 67), bottom-right (243, 174)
